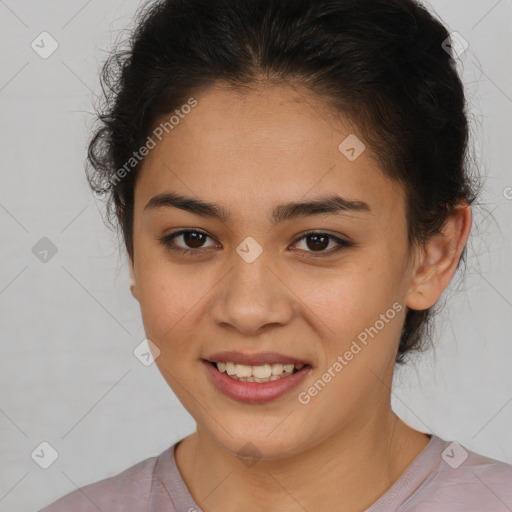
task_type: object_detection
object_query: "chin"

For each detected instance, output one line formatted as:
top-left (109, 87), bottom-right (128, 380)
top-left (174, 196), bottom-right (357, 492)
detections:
top-left (208, 426), bottom-right (311, 462)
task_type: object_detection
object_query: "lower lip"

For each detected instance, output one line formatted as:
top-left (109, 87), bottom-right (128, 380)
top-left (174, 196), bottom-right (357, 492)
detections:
top-left (203, 360), bottom-right (312, 403)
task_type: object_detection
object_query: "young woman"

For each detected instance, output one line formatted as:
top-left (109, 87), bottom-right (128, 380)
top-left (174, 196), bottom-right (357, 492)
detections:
top-left (40, 0), bottom-right (512, 510)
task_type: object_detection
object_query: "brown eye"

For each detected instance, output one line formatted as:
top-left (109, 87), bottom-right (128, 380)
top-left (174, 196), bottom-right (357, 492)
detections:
top-left (304, 234), bottom-right (330, 251)
top-left (159, 229), bottom-right (218, 254)
top-left (181, 231), bottom-right (207, 248)
top-left (292, 231), bottom-right (352, 256)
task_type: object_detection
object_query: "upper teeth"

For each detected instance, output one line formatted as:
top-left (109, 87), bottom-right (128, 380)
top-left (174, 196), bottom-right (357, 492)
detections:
top-left (216, 362), bottom-right (305, 378)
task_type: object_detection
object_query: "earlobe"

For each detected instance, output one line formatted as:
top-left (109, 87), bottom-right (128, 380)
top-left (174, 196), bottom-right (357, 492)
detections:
top-left (406, 201), bottom-right (472, 311)
top-left (129, 261), bottom-right (138, 301)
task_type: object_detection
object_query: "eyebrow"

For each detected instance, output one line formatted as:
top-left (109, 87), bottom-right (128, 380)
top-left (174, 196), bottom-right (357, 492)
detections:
top-left (144, 192), bottom-right (371, 226)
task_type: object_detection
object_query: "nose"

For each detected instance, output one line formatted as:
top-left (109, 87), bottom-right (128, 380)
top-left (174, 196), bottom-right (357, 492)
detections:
top-left (208, 247), bottom-right (296, 335)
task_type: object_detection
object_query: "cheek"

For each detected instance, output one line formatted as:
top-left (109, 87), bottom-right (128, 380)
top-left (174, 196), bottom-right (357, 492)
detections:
top-left (297, 256), bottom-right (405, 364)
top-left (135, 259), bottom-right (209, 343)
top-left (296, 259), bottom-right (396, 327)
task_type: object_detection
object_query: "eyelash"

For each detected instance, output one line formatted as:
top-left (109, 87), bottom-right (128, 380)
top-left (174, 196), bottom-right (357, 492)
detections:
top-left (157, 229), bottom-right (352, 257)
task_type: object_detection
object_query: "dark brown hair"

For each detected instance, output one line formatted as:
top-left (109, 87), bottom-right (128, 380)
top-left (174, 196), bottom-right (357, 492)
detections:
top-left (86, 0), bottom-right (480, 363)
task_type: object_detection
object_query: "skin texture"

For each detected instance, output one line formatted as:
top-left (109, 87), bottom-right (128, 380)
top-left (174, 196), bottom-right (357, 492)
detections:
top-left (129, 82), bottom-right (472, 512)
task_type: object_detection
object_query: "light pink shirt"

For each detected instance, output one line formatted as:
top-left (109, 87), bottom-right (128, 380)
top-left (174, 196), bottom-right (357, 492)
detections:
top-left (39, 434), bottom-right (512, 511)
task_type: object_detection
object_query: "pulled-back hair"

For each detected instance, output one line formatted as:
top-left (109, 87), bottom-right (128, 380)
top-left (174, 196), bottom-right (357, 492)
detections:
top-left (87, 0), bottom-right (479, 363)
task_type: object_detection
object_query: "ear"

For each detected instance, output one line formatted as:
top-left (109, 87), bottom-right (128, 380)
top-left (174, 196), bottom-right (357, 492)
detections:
top-left (129, 258), bottom-right (139, 301)
top-left (406, 201), bottom-right (472, 311)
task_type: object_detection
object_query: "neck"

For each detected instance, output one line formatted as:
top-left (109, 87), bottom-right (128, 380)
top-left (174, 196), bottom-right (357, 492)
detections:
top-left (174, 406), bottom-right (431, 512)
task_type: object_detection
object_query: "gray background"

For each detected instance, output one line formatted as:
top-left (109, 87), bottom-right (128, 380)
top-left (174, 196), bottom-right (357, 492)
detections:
top-left (1, 0), bottom-right (511, 510)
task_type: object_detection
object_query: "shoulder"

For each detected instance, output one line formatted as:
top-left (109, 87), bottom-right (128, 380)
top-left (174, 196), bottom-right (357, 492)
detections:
top-left (411, 437), bottom-right (512, 510)
top-left (38, 447), bottom-right (170, 512)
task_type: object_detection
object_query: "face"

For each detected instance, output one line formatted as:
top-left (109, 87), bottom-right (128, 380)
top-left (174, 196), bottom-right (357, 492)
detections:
top-left (129, 82), bottom-right (419, 459)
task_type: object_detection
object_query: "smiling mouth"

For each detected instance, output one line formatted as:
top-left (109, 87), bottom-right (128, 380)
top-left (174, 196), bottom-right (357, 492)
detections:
top-left (207, 360), bottom-right (308, 383)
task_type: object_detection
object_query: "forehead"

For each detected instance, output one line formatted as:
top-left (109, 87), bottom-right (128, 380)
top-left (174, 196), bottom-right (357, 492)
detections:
top-left (134, 82), bottom-right (406, 225)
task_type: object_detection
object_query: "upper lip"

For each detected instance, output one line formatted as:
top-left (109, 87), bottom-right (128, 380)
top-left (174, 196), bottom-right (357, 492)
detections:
top-left (205, 351), bottom-right (310, 366)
